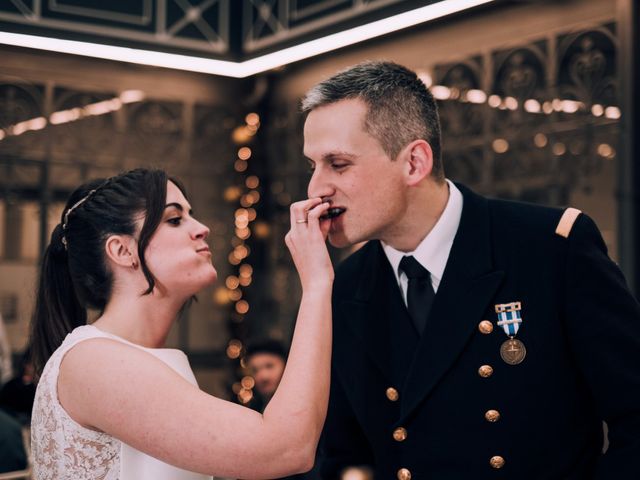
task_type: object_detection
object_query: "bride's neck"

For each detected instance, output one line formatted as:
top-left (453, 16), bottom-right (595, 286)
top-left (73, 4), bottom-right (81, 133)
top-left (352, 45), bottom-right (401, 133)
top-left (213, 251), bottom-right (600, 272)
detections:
top-left (93, 292), bottom-right (183, 348)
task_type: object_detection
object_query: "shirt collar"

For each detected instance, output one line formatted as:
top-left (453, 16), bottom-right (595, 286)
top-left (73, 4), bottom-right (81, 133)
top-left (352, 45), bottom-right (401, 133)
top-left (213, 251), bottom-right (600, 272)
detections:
top-left (382, 179), bottom-right (463, 290)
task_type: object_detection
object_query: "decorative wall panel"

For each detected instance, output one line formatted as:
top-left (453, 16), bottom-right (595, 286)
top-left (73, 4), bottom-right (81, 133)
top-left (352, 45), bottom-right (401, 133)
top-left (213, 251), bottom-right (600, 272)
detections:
top-left (434, 23), bottom-right (619, 207)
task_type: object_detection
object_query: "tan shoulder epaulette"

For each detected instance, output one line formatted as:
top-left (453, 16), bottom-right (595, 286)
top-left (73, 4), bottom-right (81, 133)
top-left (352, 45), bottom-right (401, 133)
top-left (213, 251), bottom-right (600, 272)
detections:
top-left (555, 207), bottom-right (582, 238)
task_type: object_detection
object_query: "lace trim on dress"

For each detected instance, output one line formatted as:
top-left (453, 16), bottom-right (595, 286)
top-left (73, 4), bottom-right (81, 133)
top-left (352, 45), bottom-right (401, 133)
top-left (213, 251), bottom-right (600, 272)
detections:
top-left (31, 326), bottom-right (121, 480)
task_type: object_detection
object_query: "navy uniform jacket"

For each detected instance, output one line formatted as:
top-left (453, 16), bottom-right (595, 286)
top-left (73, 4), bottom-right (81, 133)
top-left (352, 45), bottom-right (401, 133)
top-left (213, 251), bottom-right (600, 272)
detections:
top-left (319, 184), bottom-right (640, 480)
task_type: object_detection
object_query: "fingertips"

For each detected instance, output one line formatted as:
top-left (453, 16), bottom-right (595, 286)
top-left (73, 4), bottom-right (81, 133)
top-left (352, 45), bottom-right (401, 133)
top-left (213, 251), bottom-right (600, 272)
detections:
top-left (307, 200), bottom-right (331, 221)
top-left (304, 197), bottom-right (324, 212)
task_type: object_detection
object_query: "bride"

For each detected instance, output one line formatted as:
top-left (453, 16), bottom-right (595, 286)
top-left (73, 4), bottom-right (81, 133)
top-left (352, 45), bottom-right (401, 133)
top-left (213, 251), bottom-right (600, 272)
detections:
top-left (29, 168), bottom-right (333, 479)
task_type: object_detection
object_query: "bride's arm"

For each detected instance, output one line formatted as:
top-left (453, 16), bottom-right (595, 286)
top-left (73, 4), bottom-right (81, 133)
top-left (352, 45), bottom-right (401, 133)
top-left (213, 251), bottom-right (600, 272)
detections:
top-left (57, 198), bottom-right (333, 479)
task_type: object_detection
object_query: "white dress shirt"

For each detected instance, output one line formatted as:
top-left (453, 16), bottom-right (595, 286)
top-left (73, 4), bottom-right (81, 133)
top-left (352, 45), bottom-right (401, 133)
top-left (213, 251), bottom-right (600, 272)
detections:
top-left (382, 179), bottom-right (463, 306)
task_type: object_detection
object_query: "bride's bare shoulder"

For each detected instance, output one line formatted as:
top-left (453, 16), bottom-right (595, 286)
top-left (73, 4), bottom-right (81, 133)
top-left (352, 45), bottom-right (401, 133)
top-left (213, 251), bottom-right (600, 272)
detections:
top-left (58, 337), bottom-right (192, 428)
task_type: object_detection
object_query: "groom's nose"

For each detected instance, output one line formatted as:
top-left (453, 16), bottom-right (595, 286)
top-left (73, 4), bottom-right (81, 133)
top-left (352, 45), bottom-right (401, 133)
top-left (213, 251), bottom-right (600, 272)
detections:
top-left (307, 165), bottom-right (334, 200)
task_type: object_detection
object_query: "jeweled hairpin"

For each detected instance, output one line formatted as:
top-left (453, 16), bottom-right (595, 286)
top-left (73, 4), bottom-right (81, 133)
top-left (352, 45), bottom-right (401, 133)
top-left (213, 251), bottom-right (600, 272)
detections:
top-left (62, 189), bottom-right (97, 231)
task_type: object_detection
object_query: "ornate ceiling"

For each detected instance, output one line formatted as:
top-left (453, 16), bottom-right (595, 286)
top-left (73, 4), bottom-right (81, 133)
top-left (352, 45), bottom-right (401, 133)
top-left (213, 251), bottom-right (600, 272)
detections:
top-left (0, 0), bottom-right (454, 56)
top-left (0, 0), bottom-right (501, 75)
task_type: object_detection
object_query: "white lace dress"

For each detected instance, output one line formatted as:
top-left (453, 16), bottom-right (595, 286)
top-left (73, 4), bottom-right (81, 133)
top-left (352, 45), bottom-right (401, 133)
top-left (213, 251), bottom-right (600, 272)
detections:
top-left (31, 325), bottom-right (213, 480)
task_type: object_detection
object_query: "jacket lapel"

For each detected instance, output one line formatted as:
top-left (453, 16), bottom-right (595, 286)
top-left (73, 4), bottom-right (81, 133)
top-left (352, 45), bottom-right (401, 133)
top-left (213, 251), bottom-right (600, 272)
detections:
top-left (338, 242), bottom-right (393, 382)
top-left (400, 185), bottom-right (505, 421)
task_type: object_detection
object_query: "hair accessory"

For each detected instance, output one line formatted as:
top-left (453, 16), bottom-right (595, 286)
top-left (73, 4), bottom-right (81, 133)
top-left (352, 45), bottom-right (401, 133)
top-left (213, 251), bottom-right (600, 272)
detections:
top-left (50, 223), bottom-right (68, 255)
top-left (60, 187), bottom-right (103, 250)
top-left (62, 189), bottom-right (98, 231)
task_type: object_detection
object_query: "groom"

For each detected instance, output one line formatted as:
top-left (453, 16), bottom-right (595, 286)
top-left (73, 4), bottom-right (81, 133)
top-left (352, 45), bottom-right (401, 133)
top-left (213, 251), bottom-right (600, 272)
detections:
top-left (301, 61), bottom-right (640, 479)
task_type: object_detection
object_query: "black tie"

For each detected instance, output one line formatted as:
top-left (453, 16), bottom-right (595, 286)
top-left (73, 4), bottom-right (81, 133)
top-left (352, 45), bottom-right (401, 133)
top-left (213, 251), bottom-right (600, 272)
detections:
top-left (399, 256), bottom-right (435, 335)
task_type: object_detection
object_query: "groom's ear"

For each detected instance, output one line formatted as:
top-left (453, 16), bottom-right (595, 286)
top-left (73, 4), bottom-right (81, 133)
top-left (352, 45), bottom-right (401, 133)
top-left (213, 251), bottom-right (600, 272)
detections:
top-left (402, 140), bottom-right (433, 186)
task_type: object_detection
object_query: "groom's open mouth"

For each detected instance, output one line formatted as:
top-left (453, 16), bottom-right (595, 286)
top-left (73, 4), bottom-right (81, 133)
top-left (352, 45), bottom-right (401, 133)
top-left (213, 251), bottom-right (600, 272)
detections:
top-left (320, 207), bottom-right (346, 220)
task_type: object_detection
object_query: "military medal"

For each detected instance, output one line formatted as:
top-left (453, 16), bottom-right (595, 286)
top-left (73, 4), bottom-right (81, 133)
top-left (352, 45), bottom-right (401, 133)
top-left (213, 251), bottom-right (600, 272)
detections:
top-left (500, 338), bottom-right (526, 365)
top-left (495, 301), bottom-right (526, 365)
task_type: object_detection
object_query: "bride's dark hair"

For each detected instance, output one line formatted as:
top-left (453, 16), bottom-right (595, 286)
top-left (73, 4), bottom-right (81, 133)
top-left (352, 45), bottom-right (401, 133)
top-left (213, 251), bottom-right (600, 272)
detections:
top-left (29, 168), bottom-right (179, 376)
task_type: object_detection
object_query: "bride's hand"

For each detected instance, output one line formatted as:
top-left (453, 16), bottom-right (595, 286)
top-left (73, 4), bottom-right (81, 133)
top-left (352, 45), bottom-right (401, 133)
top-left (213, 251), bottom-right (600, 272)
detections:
top-left (285, 197), bottom-right (334, 291)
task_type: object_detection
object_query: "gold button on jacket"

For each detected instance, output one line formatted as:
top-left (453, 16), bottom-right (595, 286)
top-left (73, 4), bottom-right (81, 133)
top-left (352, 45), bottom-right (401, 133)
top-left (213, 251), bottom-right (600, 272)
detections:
top-left (386, 387), bottom-right (399, 401)
top-left (478, 320), bottom-right (494, 334)
top-left (397, 468), bottom-right (411, 480)
top-left (478, 365), bottom-right (494, 377)
top-left (485, 409), bottom-right (501, 422)
top-left (393, 427), bottom-right (407, 442)
top-left (490, 456), bottom-right (505, 469)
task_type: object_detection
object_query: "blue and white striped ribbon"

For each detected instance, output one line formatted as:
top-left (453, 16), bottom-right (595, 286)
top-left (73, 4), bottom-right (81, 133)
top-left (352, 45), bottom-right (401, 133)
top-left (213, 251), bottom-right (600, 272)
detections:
top-left (495, 302), bottom-right (522, 336)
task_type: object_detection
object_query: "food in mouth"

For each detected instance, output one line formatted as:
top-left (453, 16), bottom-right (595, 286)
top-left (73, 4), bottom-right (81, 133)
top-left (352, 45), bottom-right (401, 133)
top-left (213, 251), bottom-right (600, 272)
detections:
top-left (320, 207), bottom-right (346, 220)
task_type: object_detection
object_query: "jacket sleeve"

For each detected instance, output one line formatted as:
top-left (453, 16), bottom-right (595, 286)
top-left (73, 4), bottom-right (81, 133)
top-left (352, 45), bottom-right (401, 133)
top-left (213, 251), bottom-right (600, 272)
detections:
top-left (564, 213), bottom-right (640, 478)
top-left (318, 366), bottom-right (374, 480)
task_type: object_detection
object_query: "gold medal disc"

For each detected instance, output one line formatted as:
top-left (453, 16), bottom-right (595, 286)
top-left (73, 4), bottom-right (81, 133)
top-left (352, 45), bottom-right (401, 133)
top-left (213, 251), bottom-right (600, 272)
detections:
top-left (500, 338), bottom-right (526, 365)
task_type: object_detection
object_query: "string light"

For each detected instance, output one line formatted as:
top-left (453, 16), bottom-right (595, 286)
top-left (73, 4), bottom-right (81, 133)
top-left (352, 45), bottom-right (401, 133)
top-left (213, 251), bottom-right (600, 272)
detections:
top-left (228, 252), bottom-right (241, 265)
top-left (238, 388), bottom-right (253, 404)
top-left (226, 340), bottom-right (243, 359)
top-left (504, 97), bottom-right (518, 110)
top-left (552, 142), bottom-right (566, 156)
top-left (488, 95), bottom-right (501, 108)
top-left (236, 227), bottom-right (251, 239)
top-left (492, 139), bottom-right (509, 153)
top-left (604, 107), bottom-right (621, 119)
top-left (534, 133), bottom-right (548, 148)
top-left (431, 85), bottom-right (451, 100)
top-left (253, 221), bottom-right (270, 239)
top-left (226, 112), bottom-right (264, 406)
top-left (597, 143), bottom-right (615, 158)
top-left (241, 376), bottom-right (256, 389)
top-left (1, 90), bottom-right (145, 141)
top-left (235, 216), bottom-right (249, 229)
top-left (246, 176), bottom-right (260, 189)
top-left (224, 186), bottom-right (242, 202)
top-left (419, 82), bottom-right (613, 120)
top-left (245, 113), bottom-right (260, 126)
top-left (0, 84), bottom-right (618, 147)
top-left (213, 286), bottom-right (231, 305)
top-left (239, 264), bottom-right (253, 277)
top-left (465, 89), bottom-right (487, 104)
top-left (238, 147), bottom-right (252, 160)
top-left (234, 159), bottom-right (248, 172)
top-left (235, 300), bottom-right (250, 314)
top-left (524, 99), bottom-right (541, 113)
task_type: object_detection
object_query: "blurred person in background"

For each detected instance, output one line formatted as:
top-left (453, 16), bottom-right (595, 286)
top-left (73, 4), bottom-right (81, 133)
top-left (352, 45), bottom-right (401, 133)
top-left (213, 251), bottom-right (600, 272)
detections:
top-left (0, 314), bottom-right (28, 475)
top-left (0, 348), bottom-right (36, 425)
top-left (0, 408), bottom-right (28, 474)
top-left (245, 340), bottom-right (287, 412)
